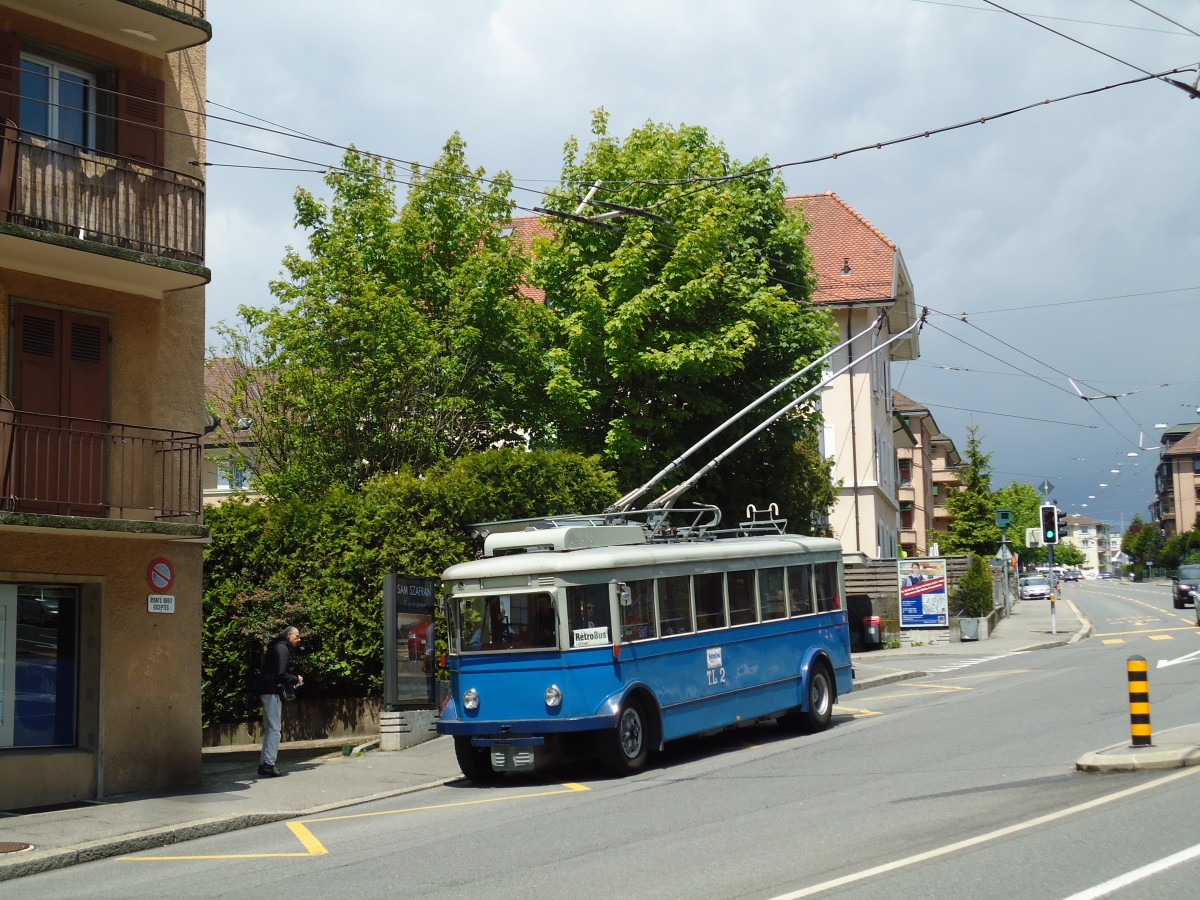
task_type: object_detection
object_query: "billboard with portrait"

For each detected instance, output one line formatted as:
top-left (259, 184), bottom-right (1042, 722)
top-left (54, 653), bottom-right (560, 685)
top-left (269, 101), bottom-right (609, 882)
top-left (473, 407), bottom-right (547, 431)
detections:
top-left (898, 558), bottom-right (948, 628)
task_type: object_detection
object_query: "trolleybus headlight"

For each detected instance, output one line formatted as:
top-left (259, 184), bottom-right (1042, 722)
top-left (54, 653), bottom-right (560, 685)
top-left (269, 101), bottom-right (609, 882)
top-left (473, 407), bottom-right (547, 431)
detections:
top-left (463, 688), bottom-right (480, 710)
top-left (545, 685), bottom-right (563, 707)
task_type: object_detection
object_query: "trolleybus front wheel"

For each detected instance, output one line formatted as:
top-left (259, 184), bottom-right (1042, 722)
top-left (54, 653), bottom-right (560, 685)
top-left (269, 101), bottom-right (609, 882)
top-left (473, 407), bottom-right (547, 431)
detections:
top-left (454, 736), bottom-right (503, 784)
top-left (599, 698), bottom-right (649, 775)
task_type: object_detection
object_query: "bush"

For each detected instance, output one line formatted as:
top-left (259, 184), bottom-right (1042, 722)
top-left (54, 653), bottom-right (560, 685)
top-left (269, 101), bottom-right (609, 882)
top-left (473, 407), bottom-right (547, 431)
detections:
top-left (202, 448), bottom-right (618, 727)
top-left (952, 554), bottom-right (994, 619)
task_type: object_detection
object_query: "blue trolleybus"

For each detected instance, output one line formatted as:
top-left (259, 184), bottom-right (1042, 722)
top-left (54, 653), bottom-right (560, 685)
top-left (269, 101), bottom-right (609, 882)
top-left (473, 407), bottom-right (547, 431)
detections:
top-left (437, 506), bottom-right (853, 782)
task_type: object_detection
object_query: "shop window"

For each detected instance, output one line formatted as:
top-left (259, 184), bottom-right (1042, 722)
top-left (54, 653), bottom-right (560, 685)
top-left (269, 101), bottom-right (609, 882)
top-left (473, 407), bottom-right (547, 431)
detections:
top-left (2, 584), bottom-right (78, 749)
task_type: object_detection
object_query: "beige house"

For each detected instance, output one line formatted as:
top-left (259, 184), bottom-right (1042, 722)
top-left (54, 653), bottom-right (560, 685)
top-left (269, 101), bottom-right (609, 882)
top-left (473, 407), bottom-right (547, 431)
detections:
top-left (784, 192), bottom-right (920, 558)
top-left (1061, 513), bottom-right (1112, 577)
top-left (0, 1), bottom-right (210, 810)
top-left (1152, 422), bottom-right (1200, 538)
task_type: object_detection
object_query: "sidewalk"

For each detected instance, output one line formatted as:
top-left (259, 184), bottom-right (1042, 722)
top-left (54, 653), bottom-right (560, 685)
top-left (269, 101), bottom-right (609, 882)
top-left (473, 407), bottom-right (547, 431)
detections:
top-left (1, 593), bottom-right (1196, 882)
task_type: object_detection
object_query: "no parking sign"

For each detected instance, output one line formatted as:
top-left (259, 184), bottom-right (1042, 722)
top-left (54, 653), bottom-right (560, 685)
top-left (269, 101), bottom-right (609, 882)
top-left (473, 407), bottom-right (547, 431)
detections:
top-left (147, 557), bottom-right (175, 592)
top-left (147, 558), bottom-right (176, 613)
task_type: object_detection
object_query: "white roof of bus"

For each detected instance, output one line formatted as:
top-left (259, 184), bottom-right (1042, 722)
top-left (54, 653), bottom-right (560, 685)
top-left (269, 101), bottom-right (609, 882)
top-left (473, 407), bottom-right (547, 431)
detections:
top-left (442, 533), bottom-right (844, 582)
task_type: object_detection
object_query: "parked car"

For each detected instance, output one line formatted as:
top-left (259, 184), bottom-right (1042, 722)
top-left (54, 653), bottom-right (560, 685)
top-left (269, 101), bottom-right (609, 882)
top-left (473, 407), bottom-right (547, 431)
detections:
top-left (16, 589), bottom-right (59, 625)
top-left (1019, 575), bottom-right (1052, 601)
top-left (1099, 572), bottom-right (1114, 580)
top-left (1172, 564), bottom-right (1200, 609)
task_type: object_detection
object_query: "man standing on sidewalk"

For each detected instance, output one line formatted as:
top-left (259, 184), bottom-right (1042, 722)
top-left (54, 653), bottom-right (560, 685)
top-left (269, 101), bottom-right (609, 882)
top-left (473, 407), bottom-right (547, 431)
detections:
top-left (254, 626), bottom-right (303, 778)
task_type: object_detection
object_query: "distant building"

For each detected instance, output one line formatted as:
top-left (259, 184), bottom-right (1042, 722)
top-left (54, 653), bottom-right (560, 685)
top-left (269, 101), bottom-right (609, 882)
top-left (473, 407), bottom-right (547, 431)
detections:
top-left (1151, 422), bottom-right (1200, 538)
top-left (1061, 513), bottom-right (1112, 576)
top-left (893, 391), bottom-right (961, 557)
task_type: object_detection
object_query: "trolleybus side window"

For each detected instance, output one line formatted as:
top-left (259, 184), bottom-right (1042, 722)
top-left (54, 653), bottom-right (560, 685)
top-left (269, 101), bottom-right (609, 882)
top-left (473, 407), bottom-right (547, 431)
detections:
top-left (787, 564), bottom-right (814, 616)
top-left (694, 572), bottom-right (725, 631)
top-left (567, 583), bottom-right (612, 647)
top-left (620, 578), bottom-right (657, 642)
top-left (658, 575), bottom-right (693, 635)
top-left (759, 566), bottom-right (786, 620)
top-left (815, 562), bottom-right (841, 611)
top-left (728, 569), bottom-right (757, 626)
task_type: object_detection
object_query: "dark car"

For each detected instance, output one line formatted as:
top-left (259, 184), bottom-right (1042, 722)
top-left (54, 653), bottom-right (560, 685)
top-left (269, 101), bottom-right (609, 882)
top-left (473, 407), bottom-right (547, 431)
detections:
top-left (1099, 572), bottom-right (1114, 580)
top-left (1063, 570), bottom-right (1083, 582)
top-left (1173, 564), bottom-right (1200, 609)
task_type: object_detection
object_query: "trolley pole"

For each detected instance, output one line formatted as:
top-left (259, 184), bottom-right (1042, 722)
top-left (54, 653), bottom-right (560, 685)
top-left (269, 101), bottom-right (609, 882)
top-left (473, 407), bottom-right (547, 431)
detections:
top-left (1126, 655), bottom-right (1152, 747)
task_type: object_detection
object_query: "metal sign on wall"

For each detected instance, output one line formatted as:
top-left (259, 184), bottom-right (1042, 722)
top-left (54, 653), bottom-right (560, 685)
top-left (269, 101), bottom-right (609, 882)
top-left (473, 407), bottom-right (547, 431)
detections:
top-left (383, 574), bottom-right (437, 709)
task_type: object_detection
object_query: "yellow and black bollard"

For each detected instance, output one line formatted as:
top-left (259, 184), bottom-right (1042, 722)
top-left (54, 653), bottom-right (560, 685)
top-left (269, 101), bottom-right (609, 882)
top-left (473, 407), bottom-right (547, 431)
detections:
top-left (1127, 655), bottom-right (1151, 748)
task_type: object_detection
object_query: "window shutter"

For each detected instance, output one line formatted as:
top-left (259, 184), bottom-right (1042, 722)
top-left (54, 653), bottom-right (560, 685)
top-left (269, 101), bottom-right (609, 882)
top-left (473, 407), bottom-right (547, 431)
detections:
top-left (116, 69), bottom-right (164, 166)
top-left (0, 33), bottom-right (20, 124)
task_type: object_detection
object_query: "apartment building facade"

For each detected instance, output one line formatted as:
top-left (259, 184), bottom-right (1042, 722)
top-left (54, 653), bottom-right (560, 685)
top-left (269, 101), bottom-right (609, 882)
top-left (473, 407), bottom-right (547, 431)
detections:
top-left (784, 192), bottom-right (920, 559)
top-left (0, 1), bottom-right (210, 809)
top-left (1151, 422), bottom-right (1200, 538)
top-left (1060, 513), bottom-right (1111, 576)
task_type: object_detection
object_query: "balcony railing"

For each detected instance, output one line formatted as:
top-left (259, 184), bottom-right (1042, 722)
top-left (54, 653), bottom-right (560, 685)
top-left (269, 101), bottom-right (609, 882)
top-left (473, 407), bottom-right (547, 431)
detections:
top-left (0, 402), bottom-right (201, 522)
top-left (0, 125), bottom-right (205, 264)
top-left (165, 1), bottom-right (207, 16)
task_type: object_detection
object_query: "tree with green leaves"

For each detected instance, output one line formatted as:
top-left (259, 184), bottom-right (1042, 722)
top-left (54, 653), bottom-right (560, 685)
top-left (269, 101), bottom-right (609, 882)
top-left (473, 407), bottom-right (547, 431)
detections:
top-left (933, 425), bottom-right (999, 555)
top-left (530, 111), bottom-right (838, 522)
top-left (992, 480), bottom-right (1044, 562)
top-left (214, 138), bottom-right (552, 499)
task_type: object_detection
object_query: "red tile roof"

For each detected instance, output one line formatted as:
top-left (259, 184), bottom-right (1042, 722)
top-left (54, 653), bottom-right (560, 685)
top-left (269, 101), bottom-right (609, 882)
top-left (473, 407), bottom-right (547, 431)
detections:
top-left (507, 192), bottom-right (897, 307)
top-left (784, 191), bottom-right (897, 305)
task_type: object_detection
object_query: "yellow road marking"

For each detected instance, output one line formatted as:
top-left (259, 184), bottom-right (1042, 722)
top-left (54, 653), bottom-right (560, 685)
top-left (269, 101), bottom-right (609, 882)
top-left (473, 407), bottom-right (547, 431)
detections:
top-left (1095, 626), bottom-right (1199, 638)
top-left (835, 705), bottom-right (884, 717)
top-left (120, 782), bottom-right (591, 862)
top-left (1102, 638), bottom-right (1126, 645)
top-left (1149, 634), bottom-right (1174, 641)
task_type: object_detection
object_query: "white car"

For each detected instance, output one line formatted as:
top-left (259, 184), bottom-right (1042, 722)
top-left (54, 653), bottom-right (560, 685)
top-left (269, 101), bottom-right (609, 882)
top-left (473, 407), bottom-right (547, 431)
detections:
top-left (1019, 575), bottom-right (1052, 601)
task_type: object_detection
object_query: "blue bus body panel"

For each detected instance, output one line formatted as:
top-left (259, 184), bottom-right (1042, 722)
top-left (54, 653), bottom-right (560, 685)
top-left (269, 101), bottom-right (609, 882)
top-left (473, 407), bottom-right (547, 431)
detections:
top-left (437, 609), bottom-right (852, 744)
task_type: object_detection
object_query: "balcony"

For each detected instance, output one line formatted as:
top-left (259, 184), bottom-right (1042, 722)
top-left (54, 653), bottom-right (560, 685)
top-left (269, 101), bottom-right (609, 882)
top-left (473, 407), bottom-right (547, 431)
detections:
top-left (5, 1), bottom-right (210, 55)
top-left (0, 127), bottom-right (208, 297)
top-left (0, 402), bottom-right (201, 523)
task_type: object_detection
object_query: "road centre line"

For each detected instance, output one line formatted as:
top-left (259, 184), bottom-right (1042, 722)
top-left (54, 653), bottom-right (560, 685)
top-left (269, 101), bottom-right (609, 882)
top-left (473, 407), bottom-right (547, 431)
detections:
top-left (1062, 841), bottom-right (1200, 900)
top-left (120, 783), bottom-right (591, 862)
top-left (768, 766), bottom-right (1200, 900)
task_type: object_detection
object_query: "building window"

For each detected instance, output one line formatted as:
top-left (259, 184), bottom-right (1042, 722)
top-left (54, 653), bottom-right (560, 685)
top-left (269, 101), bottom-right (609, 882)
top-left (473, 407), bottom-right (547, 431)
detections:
top-left (900, 502), bottom-right (915, 529)
top-left (3, 584), bottom-right (79, 749)
top-left (216, 461), bottom-right (251, 491)
top-left (19, 50), bottom-right (113, 151)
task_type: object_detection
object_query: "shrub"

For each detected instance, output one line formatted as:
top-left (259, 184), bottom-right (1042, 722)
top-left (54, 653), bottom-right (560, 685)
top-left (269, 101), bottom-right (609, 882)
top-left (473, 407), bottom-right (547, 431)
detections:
top-left (201, 448), bottom-right (618, 727)
top-left (952, 554), bottom-right (994, 619)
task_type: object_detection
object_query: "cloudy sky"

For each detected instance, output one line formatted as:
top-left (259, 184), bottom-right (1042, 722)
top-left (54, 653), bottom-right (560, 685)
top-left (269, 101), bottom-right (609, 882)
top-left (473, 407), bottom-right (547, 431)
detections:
top-left (202, 0), bottom-right (1199, 531)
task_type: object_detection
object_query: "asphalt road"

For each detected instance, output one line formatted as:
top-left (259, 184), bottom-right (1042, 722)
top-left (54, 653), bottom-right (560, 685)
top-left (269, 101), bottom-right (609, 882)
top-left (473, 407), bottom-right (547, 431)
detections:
top-left (9, 579), bottom-right (1200, 900)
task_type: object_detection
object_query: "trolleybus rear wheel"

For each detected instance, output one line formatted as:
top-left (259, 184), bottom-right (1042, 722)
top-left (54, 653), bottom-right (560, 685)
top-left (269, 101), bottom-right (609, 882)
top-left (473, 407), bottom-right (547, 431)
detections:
top-left (599, 698), bottom-right (649, 775)
top-left (780, 663), bottom-right (834, 734)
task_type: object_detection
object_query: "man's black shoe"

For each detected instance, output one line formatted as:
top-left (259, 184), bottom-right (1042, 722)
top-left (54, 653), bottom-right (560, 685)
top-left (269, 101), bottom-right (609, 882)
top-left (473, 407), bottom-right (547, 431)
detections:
top-left (257, 764), bottom-right (284, 778)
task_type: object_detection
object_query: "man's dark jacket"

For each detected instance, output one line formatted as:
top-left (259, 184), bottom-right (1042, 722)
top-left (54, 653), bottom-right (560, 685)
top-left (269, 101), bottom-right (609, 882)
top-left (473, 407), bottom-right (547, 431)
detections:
top-left (254, 635), bottom-right (300, 696)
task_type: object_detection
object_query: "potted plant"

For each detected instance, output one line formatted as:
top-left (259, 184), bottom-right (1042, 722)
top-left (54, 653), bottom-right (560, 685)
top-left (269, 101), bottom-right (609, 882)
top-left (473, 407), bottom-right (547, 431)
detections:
top-left (953, 554), bottom-right (994, 641)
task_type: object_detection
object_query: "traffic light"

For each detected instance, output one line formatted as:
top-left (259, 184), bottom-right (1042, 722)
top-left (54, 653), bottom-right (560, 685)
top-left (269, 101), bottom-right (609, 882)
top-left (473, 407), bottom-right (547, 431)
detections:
top-left (1040, 504), bottom-right (1059, 545)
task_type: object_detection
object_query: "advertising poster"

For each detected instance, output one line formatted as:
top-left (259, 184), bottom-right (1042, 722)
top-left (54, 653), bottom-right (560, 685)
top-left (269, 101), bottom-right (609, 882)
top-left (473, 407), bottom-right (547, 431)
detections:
top-left (384, 574), bottom-right (437, 709)
top-left (898, 558), bottom-right (948, 628)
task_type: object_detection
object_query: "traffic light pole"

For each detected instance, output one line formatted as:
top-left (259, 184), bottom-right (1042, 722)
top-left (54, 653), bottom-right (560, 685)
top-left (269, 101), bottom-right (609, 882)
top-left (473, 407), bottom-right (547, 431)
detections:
top-left (1048, 543), bottom-right (1057, 635)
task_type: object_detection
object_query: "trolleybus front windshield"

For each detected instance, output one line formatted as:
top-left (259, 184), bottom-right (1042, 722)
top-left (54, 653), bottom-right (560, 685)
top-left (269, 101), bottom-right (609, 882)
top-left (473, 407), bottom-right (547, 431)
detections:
top-left (455, 591), bottom-right (556, 652)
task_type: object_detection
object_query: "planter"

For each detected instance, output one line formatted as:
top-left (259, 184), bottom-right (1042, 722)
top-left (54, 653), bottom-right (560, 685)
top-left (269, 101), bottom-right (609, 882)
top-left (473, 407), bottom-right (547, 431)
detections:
top-left (956, 616), bottom-right (991, 641)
